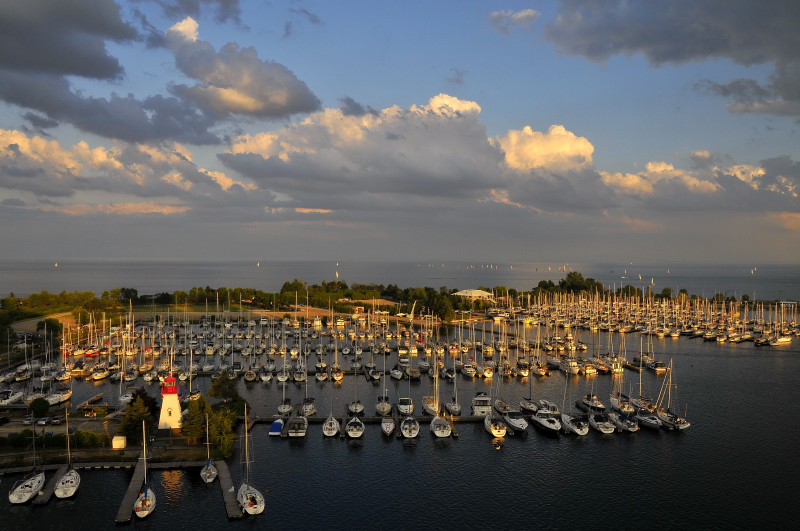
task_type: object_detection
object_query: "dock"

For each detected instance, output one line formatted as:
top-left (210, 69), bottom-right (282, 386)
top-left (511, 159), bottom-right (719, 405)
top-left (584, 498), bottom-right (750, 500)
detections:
top-left (32, 463), bottom-right (68, 505)
top-left (114, 451), bottom-right (145, 524)
top-left (215, 460), bottom-right (242, 519)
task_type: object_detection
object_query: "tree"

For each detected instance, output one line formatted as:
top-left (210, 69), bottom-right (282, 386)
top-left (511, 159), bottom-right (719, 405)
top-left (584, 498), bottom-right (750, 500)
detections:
top-left (280, 279), bottom-right (307, 294)
top-left (30, 397), bottom-right (50, 419)
top-left (660, 287), bottom-right (673, 300)
top-left (36, 317), bottom-right (63, 335)
top-left (182, 395), bottom-right (211, 444)
top-left (209, 407), bottom-right (237, 454)
top-left (209, 375), bottom-right (239, 403)
top-left (2, 295), bottom-right (20, 313)
top-left (120, 397), bottom-right (154, 440)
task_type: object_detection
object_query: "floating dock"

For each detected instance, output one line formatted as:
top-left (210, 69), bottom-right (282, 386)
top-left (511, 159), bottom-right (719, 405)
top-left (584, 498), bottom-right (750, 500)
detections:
top-left (114, 451), bottom-right (145, 524)
top-left (215, 460), bottom-right (242, 519)
top-left (32, 463), bottom-right (68, 505)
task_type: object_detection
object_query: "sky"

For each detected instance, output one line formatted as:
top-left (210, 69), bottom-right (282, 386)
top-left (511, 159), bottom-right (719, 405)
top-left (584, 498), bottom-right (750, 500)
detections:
top-left (1, 0), bottom-right (799, 265)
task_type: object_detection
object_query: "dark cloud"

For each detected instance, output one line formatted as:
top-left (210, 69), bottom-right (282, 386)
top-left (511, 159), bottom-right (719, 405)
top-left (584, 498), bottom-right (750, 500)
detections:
top-left (289, 7), bottom-right (322, 25)
top-left (0, 71), bottom-right (221, 145)
top-left (130, 0), bottom-right (243, 24)
top-left (166, 21), bottom-right (321, 119)
top-left (0, 198), bottom-right (25, 207)
top-left (0, 0), bottom-right (136, 80)
top-left (545, 0), bottom-right (800, 115)
top-left (22, 112), bottom-right (59, 130)
top-left (338, 96), bottom-right (377, 117)
top-left (131, 8), bottom-right (169, 49)
top-left (445, 68), bottom-right (466, 86)
top-left (283, 21), bottom-right (293, 38)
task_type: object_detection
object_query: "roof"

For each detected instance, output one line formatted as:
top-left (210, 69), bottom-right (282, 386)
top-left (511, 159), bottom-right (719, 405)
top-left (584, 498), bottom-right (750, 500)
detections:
top-left (453, 289), bottom-right (494, 299)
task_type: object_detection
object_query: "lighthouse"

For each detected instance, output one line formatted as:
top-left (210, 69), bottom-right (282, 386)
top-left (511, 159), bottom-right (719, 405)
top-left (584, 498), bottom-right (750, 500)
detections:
top-left (158, 374), bottom-right (182, 430)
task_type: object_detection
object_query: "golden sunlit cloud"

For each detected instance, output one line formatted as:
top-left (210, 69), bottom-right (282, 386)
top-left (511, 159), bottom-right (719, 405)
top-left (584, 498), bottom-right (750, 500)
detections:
top-left (0, 128), bottom-right (81, 174)
top-left (35, 202), bottom-right (190, 216)
top-left (601, 161), bottom-right (719, 195)
top-left (162, 172), bottom-right (193, 191)
top-left (200, 169), bottom-right (256, 191)
top-left (721, 164), bottom-right (765, 189)
top-left (497, 124), bottom-right (594, 172)
top-left (295, 208), bottom-right (332, 214)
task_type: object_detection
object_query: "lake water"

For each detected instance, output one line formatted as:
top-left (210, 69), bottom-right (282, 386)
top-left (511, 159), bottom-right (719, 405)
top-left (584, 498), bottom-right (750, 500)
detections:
top-left (2, 325), bottom-right (799, 529)
top-left (1, 259), bottom-right (797, 300)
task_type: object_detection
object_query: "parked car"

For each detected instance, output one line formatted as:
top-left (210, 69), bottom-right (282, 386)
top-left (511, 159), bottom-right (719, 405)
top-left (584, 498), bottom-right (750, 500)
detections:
top-left (0, 416), bottom-right (10, 425)
top-left (37, 417), bottom-right (51, 425)
top-left (22, 416), bottom-right (34, 425)
top-left (50, 414), bottom-right (65, 425)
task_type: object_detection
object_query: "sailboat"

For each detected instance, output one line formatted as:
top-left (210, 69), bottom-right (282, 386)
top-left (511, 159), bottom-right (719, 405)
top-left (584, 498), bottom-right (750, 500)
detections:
top-left (237, 405), bottom-right (265, 514)
top-left (429, 349), bottom-right (452, 438)
top-left (559, 372), bottom-right (588, 436)
top-left (656, 359), bottom-right (691, 430)
top-left (8, 431), bottom-right (45, 504)
top-left (322, 376), bottom-right (340, 437)
top-left (484, 372), bottom-right (507, 437)
top-left (134, 421), bottom-right (156, 518)
top-left (200, 413), bottom-right (218, 483)
top-left (54, 410), bottom-right (81, 497)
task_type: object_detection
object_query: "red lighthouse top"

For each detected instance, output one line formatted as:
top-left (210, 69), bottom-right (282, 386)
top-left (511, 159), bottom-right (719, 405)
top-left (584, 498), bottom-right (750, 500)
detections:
top-left (162, 374), bottom-right (178, 396)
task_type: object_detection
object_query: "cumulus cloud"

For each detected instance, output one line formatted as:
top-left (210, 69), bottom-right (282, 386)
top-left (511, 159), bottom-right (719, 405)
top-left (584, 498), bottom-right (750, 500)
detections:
top-left (497, 124), bottom-right (594, 172)
top-left (221, 94), bottom-right (503, 201)
top-left (166, 17), bottom-right (321, 119)
top-left (601, 161), bottom-right (720, 197)
top-left (489, 9), bottom-right (540, 36)
top-left (0, 71), bottom-right (221, 145)
top-left (544, 0), bottom-right (800, 116)
top-left (0, 0), bottom-right (136, 80)
top-left (0, 128), bottom-right (261, 210)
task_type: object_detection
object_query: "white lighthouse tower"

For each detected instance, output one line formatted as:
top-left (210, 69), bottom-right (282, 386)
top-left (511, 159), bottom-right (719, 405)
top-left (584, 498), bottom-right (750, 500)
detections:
top-left (158, 374), bottom-right (182, 430)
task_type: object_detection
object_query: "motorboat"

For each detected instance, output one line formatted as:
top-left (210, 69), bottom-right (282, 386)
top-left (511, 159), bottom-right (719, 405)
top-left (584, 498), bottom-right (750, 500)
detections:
top-left (531, 410), bottom-right (561, 434)
top-left (589, 413), bottom-right (615, 434)
top-left (471, 392), bottom-right (492, 416)
top-left (608, 411), bottom-right (639, 432)
top-left (503, 410), bottom-right (528, 432)
top-left (400, 416), bottom-right (420, 438)
top-left (484, 413), bottom-right (507, 437)
top-left (560, 412), bottom-right (589, 436)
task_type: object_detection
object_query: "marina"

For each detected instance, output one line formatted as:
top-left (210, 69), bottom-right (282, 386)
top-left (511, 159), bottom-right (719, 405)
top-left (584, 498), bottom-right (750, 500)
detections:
top-left (1, 262), bottom-right (799, 527)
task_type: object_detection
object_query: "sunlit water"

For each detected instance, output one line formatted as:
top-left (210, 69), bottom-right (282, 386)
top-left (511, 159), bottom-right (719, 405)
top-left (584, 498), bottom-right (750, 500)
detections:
top-left (2, 331), bottom-right (799, 529)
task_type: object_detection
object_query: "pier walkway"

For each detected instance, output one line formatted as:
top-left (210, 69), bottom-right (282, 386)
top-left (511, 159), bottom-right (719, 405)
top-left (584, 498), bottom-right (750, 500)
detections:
top-left (215, 460), bottom-right (242, 519)
top-left (32, 463), bottom-right (68, 505)
top-left (114, 451), bottom-right (145, 524)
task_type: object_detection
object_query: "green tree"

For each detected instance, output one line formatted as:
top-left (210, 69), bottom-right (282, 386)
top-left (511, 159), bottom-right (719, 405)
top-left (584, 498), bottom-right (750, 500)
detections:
top-left (209, 407), bottom-right (237, 454)
top-left (36, 317), bottom-right (63, 335)
top-left (120, 397), bottom-right (155, 439)
top-left (2, 295), bottom-right (20, 313)
top-left (660, 287), bottom-right (673, 299)
top-left (209, 375), bottom-right (239, 402)
top-left (30, 397), bottom-right (50, 419)
top-left (182, 395), bottom-right (211, 444)
top-left (280, 279), bottom-right (307, 294)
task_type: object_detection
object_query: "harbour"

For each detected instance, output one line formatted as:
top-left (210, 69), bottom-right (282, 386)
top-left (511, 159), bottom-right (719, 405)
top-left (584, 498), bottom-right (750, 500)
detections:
top-left (1, 262), bottom-right (799, 528)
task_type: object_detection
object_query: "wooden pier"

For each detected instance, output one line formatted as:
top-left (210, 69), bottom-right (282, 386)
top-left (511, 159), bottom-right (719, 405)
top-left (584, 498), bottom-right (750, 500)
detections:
top-left (114, 451), bottom-right (145, 524)
top-left (215, 460), bottom-right (242, 519)
top-left (32, 463), bottom-right (68, 505)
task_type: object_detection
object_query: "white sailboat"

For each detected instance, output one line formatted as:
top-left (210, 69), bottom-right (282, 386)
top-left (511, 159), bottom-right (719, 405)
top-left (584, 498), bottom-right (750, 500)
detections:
top-left (656, 359), bottom-right (691, 430)
top-left (237, 405), bottom-right (265, 514)
top-left (8, 431), bottom-right (45, 504)
top-left (54, 410), bottom-right (80, 498)
top-left (322, 375), bottom-right (340, 437)
top-left (134, 421), bottom-right (156, 518)
top-left (200, 413), bottom-right (217, 483)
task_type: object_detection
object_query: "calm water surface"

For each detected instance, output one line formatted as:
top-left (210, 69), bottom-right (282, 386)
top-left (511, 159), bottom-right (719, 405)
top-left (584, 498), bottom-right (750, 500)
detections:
top-left (2, 259), bottom-right (798, 300)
